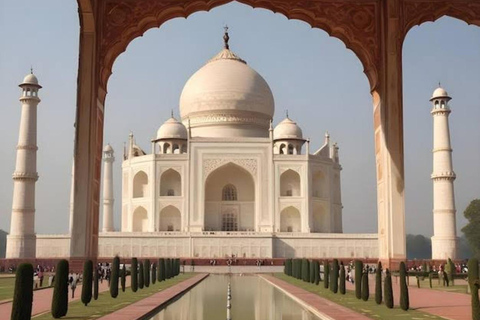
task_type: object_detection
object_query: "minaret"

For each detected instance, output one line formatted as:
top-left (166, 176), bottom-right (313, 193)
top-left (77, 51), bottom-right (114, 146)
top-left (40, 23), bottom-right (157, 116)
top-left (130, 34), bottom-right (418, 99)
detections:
top-left (6, 71), bottom-right (42, 258)
top-left (102, 144), bottom-right (115, 232)
top-left (430, 86), bottom-right (457, 259)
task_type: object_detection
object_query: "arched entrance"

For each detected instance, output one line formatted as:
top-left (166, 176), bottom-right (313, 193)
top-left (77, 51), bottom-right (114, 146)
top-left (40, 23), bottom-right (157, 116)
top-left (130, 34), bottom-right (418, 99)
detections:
top-left (280, 206), bottom-right (301, 232)
top-left (133, 171), bottom-right (149, 198)
top-left (132, 206), bottom-right (148, 232)
top-left (159, 205), bottom-right (181, 231)
top-left (280, 169), bottom-right (301, 197)
top-left (204, 163), bottom-right (255, 231)
top-left (160, 169), bottom-right (181, 196)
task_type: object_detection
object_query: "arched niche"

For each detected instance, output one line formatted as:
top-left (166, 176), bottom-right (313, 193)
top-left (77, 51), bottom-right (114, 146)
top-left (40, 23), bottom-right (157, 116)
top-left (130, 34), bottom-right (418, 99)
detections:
top-left (160, 169), bottom-right (181, 196)
top-left (204, 162), bottom-right (255, 231)
top-left (312, 203), bottom-right (328, 233)
top-left (312, 170), bottom-right (327, 198)
top-left (280, 169), bottom-right (301, 197)
top-left (280, 206), bottom-right (301, 232)
top-left (133, 171), bottom-right (149, 198)
top-left (159, 205), bottom-right (181, 231)
top-left (132, 206), bottom-right (148, 232)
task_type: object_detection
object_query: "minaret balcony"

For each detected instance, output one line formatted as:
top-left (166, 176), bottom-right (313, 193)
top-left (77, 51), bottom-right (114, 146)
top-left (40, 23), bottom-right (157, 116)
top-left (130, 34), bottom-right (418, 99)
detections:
top-left (431, 172), bottom-right (456, 180)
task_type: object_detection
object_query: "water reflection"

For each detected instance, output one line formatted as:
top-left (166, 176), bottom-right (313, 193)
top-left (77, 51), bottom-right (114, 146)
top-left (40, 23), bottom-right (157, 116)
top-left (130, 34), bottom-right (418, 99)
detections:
top-left (150, 274), bottom-right (320, 320)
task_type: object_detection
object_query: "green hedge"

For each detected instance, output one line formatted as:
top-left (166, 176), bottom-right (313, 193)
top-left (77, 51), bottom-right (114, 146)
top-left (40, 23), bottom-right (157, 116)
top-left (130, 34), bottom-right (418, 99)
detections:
top-left (11, 263), bottom-right (34, 320)
top-left (51, 259), bottom-right (69, 318)
top-left (131, 258), bottom-right (138, 292)
top-left (354, 260), bottom-right (363, 299)
top-left (339, 262), bottom-right (346, 294)
top-left (468, 258), bottom-right (480, 320)
top-left (121, 264), bottom-right (126, 292)
top-left (138, 261), bottom-right (144, 289)
top-left (144, 259), bottom-right (150, 288)
top-left (399, 261), bottom-right (409, 310)
top-left (81, 260), bottom-right (93, 306)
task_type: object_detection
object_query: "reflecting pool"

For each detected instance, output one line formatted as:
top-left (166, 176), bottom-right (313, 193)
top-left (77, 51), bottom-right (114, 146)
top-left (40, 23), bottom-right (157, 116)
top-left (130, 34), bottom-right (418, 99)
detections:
top-left (149, 274), bottom-right (321, 320)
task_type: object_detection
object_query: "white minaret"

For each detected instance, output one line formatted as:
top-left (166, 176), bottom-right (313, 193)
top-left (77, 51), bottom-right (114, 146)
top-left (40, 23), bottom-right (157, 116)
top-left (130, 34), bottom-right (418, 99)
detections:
top-left (430, 86), bottom-right (457, 260)
top-left (6, 71), bottom-right (42, 258)
top-left (102, 144), bottom-right (115, 232)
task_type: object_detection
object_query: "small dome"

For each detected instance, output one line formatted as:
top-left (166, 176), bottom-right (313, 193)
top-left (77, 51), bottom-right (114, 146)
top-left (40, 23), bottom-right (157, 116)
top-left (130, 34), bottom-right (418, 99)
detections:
top-left (103, 144), bottom-right (113, 152)
top-left (274, 117), bottom-right (303, 140)
top-left (156, 117), bottom-right (188, 140)
top-left (430, 87), bottom-right (451, 101)
top-left (20, 73), bottom-right (41, 87)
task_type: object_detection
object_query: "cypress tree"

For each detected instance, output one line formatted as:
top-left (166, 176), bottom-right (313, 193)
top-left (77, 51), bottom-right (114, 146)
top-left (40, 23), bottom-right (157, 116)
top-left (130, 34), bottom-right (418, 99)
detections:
top-left (93, 266), bottom-right (99, 300)
top-left (292, 259), bottom-right (297, 279)
top-left (312, 260), bottom-right (316, 283)
top-left (447, 258), bottom-right (456, 286)
top-left (131, 258), bottom-right (138, 292)
top-left (331, 259), bottom-right (339, 293)
top-left (399, 261), bottom-right (409, 310)
top-left (467, 258), bottom-right (480, 320)
top-left (121, 264), bottom-right (126, 292)
top-left (51, 259), bottom-right (69, 318)
top-left (314, 261), bottom-right (320, 285)
top-left (324, 261), bottom-right (330, 289)
top-left (157, 259), bottom-right (162, 282)
top-left (355, 260), bottom-right (363, 299)
top-left (375, 261), bottom-right (382, 304)
top-left (152, 263), bottom-right (157, 285)
top-left (302, 259), bottom-right (309, 282)
top-left (286, 259), bottom-right (292, 276)
top-left (339, 262), bottom-right (346, 294)
top-left (11, 263), bottom-right (33, 320)
top-left (159, 258), bottom-right (166, 281)
top-left (176, 259), bottom-right (180, 276)
top-left (165, 258), bottom-right (171, 279)
top-left (361, 272), bottom-right (369, 301)
top-left (110, 256), bottom-right (120, 298)
top-left (81, 260), bottom-right (93, 306)
top-left (138, 261), bottom-right (144, 289)
top-left (144, 259), bottom-right (150, 288)
top-left (170, 259), bottom-right (174, 277)
top-left (384, 269), bottom-right (394, 309)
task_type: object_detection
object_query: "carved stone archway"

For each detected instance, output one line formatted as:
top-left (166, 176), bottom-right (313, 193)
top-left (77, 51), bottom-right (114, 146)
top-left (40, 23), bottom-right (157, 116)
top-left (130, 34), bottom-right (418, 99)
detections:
top-left (72, 0), bottom-right (480, 269)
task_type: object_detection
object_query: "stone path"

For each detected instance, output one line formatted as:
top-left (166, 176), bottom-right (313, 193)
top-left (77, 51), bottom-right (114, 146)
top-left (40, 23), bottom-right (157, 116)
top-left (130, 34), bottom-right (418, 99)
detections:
top-left (99, 273), bottom-right (208, 320)
top-left (345, 274), bottom-right (471, 320)
top-left (260, 274), bottom-right (371, 320)
top-left (0, 278), bottom-right (122, 317)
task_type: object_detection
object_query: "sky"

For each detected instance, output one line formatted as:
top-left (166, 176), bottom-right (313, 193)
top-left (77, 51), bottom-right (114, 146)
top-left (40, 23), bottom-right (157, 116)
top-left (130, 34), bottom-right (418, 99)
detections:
top-left (0, 1), bottom-right (479, 236)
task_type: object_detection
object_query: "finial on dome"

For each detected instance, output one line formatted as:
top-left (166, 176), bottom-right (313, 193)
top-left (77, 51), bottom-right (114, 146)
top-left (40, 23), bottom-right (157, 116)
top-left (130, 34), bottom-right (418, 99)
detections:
top-left (438, 81), bottom-right (441, 88)
top-left (30, 66), bottom-right (33, 74)
top-left (223, 25), bottom-right (230, 50)
top-left (171, 109), bottom-right (174, 118)
top-left (285, 109), bottom-right (289, 119)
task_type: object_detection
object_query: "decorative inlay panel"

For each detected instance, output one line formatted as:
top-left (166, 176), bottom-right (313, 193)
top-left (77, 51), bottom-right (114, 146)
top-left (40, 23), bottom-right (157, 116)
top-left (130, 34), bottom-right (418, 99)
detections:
top-left (203, 158), bottom-right (257, 179)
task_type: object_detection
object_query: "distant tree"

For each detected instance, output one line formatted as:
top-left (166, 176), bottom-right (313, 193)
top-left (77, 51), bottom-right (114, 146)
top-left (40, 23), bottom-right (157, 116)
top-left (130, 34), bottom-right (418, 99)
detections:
top-left (138, 262), bottom-right (144, 289)
top-left (81, 260), bottom-right (93, 306)
top-left (121, 264), bottom-right (126, 292)
top-left (339, 262), bottom-right (346, 294)
top-left (354, 260), bottom-right (363, 299)
top-left (131, 258), bottom-right (138, 292)
top-left (462, 199), bottom-right (480, 259)
top-left (399, 262), bottom-right (409, 310)
top-left (375, 261), bottom-right (382, 304)
top-left (361, 272), bottom-right (369, 301)
top-left (110, 256), bottom-right (120, 298)
top-left (152, 263), bottom-right (157, 285)
top-left (406, 234), bottom-right (432, 259)
top-left (51, 260), bottom-right (69, 318)
top-left (11, 263), bottom-right (33, 320)
top-left (384, 269), bottom-right (394, 309)
top-left (467, 258), bottom-right (480, 320)
top-left (144, 259), bottom-right (150, 287)
top-left (324, 261), bottom-right (330, 289)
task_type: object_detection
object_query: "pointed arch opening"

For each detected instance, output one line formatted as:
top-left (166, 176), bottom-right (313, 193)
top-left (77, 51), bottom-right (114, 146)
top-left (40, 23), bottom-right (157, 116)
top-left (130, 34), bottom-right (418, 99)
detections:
top-left (160, 169), bottom-right (181, 196)
top-left (280, 169), bottom-right (301, 197)
top-left (159, 205), bottom-right (181, 231)
top-left (132, 206), bottom-right (148, 232)
top-left (133, 171), bottom-right (149, 198)
top-left (280, 206), bottom-right (301, 232)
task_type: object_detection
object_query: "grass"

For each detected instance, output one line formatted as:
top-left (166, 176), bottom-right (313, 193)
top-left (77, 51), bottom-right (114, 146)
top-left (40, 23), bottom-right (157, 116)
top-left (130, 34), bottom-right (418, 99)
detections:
top-left (0, 277), bottom-right (16, 301)
top-left (420, 281), bottom-right (469, 294)
top-left (274, 273), bottom-right (445, 320)
top-left (33, 273), bottom-right (195, 320)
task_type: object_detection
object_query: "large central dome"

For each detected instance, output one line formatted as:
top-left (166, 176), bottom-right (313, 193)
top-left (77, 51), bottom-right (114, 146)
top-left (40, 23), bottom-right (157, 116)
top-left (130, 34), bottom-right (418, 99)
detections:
top-left (179, 32), bottom-right (274, 138)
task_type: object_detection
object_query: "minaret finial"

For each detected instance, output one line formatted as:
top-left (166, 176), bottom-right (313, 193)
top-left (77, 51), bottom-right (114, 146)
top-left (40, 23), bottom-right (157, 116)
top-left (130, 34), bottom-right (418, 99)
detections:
top-left (285, 109), bottom-right (289, 118)
top-left (171, 109), bottom-right (174, 118)
top-left (438, 81), bottom-right (441, 88)
top-left (223, 25), bottom-right (230, 50)
top-left (30, 66), bottom-right (33, 74)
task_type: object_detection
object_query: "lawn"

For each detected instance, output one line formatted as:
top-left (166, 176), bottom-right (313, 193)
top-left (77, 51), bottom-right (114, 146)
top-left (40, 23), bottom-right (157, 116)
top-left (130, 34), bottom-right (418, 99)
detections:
top-left (33, 273), bottom-right (195, 320)
top-left (0, 276), bottom-right (16, 301)
top-left (274, 273), bottom-right (445, 320)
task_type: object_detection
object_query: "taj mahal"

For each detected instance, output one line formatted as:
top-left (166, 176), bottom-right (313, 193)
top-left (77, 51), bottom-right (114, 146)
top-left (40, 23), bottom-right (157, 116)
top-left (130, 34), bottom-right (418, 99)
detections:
top-left (6, 30), bottom-right (457, 262)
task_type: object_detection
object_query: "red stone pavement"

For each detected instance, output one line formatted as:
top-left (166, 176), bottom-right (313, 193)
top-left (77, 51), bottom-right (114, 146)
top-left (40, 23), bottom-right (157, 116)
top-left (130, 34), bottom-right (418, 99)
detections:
top-left (261, 274), bottom-right (371, 320)
top-left (345, 274), bottom-right (471, 320)
top-left (98, 273), bottom-right (208, 320)
top-left (0, 277), bottom-right (127, 317)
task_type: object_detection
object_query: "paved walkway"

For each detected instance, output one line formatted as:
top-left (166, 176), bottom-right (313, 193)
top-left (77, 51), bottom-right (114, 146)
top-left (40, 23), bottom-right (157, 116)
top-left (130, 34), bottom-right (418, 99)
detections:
top-left (261, 274), bottom-right (371, 320)
top-left (0, 278), bottom-right (123, 317)
top-left (99, 274), bottom-right (208, 320)
top-left (345, 274), bottom-right (471, 320)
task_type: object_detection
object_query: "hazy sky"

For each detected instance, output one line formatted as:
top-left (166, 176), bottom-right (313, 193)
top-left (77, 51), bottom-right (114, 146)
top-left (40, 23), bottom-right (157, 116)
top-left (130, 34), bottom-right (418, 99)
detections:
top-left (0, 1), bottom-right (479, 236)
